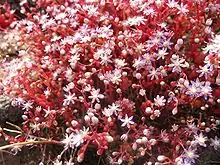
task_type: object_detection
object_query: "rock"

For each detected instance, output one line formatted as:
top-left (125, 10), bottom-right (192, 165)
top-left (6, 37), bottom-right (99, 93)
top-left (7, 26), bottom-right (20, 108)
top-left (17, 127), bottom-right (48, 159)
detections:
top-left (0, 95), bottom-right (23, 124)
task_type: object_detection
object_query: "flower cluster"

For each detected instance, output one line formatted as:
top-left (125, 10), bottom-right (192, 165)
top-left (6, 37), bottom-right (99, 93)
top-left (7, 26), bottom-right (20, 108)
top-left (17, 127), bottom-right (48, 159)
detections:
top-left (0, 0), bottom-right (219, 164)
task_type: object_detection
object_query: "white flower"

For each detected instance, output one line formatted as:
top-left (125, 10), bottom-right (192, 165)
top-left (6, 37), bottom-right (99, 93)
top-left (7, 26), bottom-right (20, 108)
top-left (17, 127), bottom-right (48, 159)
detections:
top-left (154, 110), bottom-right (161, 117)
top-left (154, 95), bottom-right (166, 107)
top-left (44, 45), bottom-right (51, 53)
top-left (107, 103), bottom-right (121, 116)
top-left (129, 0), bottom-right (143, 8)
top-left (42, 18), bottom-right (56, 31)
top-left (139, 89), bottom-right (146, 96)
top-left (147, 36), bottom-right (160, 47)
top-left (62, 127), bottom-right (89, 150)
top-left (63, 92), bottom-right (77, 106)
top-left (88, 88), bottom-right (104, 103)
top-left (148, 67), bottom-right (160, 80)
top-left (13, 97), bottom-right (25, 106)
top-left (133, 57), bottom-right (145, 70)
top-left (83, 5), bottom-right (99, 16)
top-left (43, 107), bottom-right (56, 117)
top-left (194, 133), bottom-right (207, 147)
top-left (160, 130), bottom-right (169, 142)
top-left (51, 35), bottom-right (61, 42)
top-left (158, 66), bottom-right (168, 77)
top-left (143, 53), bottom-right (155, 64)
top-left (22, 101), bottom-right (33, 111)
top-left (55, 12), bottom-right (67, 20)
top-left (39, 14), bottom-right (49, 24)
top-left (203, 34), bottom-right (220, 54)
top-left (94, 48), bottom-right (105, 60)
top-left (83, 84), bottom-right (92, 92)
top-left (167, 0), bottom-right (179, 8)
top-left (63, 82), bottom-right (75, 92)
top-left (156, 48), bottom-right (168, 60)
top-left (97, 25), bottom-right (113, 39)
top-left (183, 148), bottom-right (199, 163)
top-left (135, 43), bottom-right (146, 53)
top-left (177, 3), bottom-right (189, 15)
top-left (168, 54), bottom-right (186, 73)
top-left (120, 114), bottom-right (134, 128)
top-left (191, 78), bottom-right (203, 88)
top-left (53, 159), bottom-right (63, 165)
top-left (185, 84), bottom-right (199, 97)
top-left (114, 59), bottom-right (127, 68)
top-left (171, 124), bottom-right (179, 132)
top-left (120, 134), bottom-right (128, 141)
top-left (100, 52), bottom-right (112, 65)
top-left (200, 82), bottom-right (212, 99)
top-left (110, 69), bottom-right (122, 85)
top-left (186, 123), bottom-right (198, 134)
top-left (162, 37), bottom-right (173, 49)
top-left (126, 16), bottom-right (146, 26)
top-left (30, 122), bottom-right (41, 132)
top-left (143, 7), bottom-right (156, 17)
top-left (69, 45), bottom-right (81, 55)
top-left (197, 64), bottom-right (213, 79)
top-left (44, 88), bottom-right (51, 98)
top-left (102, 108), bottom-right (114, 117)
top-left (210, 136), bottom-right (220, 150)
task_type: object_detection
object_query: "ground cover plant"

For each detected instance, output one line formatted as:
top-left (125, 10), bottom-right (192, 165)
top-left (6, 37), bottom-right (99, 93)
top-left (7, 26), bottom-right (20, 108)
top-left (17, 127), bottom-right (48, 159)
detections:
top-left (0, 0), bottom-right (220, 164)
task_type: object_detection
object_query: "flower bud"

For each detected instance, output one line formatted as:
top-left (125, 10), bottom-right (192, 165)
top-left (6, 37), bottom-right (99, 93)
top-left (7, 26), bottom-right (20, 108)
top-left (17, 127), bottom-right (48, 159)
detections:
top-left (117, 158), bottom-right (123, 164)
top-left (141, 137), bottom-right (148, 144)
top-left (84, 115), bottom-right (90, 123)
top-left (94, 103), bottom-right (101, 110)
top-left (205, 127), bottom-right (211, 132)
top-left (157, 155), bottom-right (166, 162)
top-left (106, 136), bottom-right (114, 143)
top-left (149, 139), bottom-right (157, 145)
top-left (112, 152), bottom-right (118, 156)
top-left (140, 150), bottom-right (145, 156)
top-left (205, 18), bottom-right (212, 26)
top-left (122, 71), bottom-right (127, 76)
top-left (177, 38), bottom-right (183, 45)
top-left (216, 120), bottom-right (220, 125)
top-left (77, 153), bottom-right (84, 163)
top-left (71, 120), bottom-right (78, 127)
top-left (145, 107), bottom-right (152, 114)
top-left (120, 134), bottom-right (128, 141)
top-left (194, 38), bottom-right (200, 43)
top-left (135, 73), bottom-right (142, 79)
top-left (143, 129), bottom-right (150, 136)
top-left (201, 122), bottom-right (206, 127)
top-left (22, 115), bottom-right (28, 120)
top-left (132, 142), bottom-right (137, 150)
top-left (136, 139), bottom-right (142, 144)
top-left (91, 116), bottom-right (99, 124)
top-left (116, 88), bottom-right (121, 93)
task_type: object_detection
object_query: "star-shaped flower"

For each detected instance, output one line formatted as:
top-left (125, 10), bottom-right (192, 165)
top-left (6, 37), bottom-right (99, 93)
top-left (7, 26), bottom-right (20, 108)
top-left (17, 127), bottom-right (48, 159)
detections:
top-left (88, 88), bottom-right (104, 103)
top-left (120, 114), bottom-right (134, 128)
